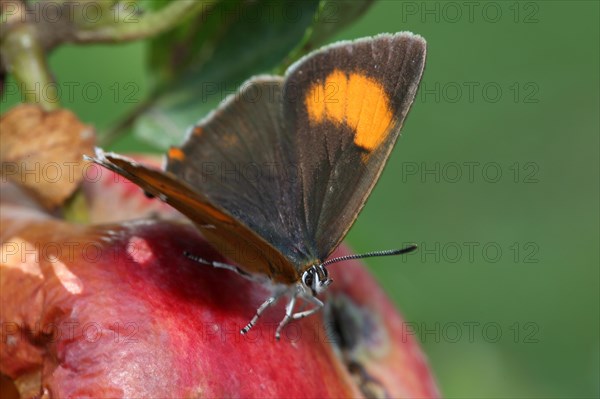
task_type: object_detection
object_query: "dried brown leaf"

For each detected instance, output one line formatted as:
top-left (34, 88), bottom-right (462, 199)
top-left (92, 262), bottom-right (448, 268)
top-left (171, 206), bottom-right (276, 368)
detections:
top-left (0, 104), bottom-right (95, 209)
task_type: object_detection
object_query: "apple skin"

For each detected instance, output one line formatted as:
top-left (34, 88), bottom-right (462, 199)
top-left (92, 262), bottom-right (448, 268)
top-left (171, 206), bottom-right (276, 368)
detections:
top-left (0, 162), bottom-right (440, 398)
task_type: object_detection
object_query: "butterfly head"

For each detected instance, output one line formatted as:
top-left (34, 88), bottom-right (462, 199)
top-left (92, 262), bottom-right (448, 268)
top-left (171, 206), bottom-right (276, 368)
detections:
top-left (301, 264), bottom-right (332, 296)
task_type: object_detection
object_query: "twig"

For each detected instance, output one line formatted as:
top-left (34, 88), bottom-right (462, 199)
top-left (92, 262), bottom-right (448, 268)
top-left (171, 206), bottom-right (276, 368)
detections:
top-left (63, 0), bottom-right (215, 45)
top-left (0, 0), bottom-right (59, 110)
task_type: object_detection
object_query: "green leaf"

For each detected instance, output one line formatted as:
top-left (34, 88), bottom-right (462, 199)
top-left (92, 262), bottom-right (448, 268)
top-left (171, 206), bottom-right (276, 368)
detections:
top-left (279, 0), bottom-right (376, 71)
top-left (310, 0), bottom-right (375, 45)
top-left (131, 0), bottom-right (374, 149)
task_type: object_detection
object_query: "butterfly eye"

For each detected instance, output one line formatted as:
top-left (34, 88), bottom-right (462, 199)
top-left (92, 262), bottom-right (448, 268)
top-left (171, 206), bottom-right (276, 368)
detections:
top-left (303, 270), bottom-right (314, 288)
top-left (320, 265), bottom-right (329, 280)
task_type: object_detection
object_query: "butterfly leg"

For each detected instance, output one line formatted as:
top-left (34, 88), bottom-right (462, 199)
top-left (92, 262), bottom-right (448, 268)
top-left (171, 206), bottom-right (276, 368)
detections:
top-left (275, 293), bottom-right (298, 340)
top-left (184, 251), bottom-right (261, 282)
top-left (291, 295), bottom-right (324, 320)
top-left (275, 292), bottom-right (324, 339)
top-left (241, 290), bottom-right (285, 335)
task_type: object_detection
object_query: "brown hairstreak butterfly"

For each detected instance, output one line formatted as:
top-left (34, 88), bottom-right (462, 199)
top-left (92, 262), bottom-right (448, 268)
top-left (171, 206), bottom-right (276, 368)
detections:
top-left (86, 32), bottom-right (426, 339)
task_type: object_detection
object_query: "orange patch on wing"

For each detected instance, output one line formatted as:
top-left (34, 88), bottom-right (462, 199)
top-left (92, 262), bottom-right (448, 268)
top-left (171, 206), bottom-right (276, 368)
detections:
top-left (304, 69), bottom-right (394, 152)
top-left (168, 147), bottom-right (185, 161)
top-left (306, 82), bottom-right (327, 122)
top-left (324, 70), bottom-right (347, 123)
top-left (192, 126), bottom-right (203, 136)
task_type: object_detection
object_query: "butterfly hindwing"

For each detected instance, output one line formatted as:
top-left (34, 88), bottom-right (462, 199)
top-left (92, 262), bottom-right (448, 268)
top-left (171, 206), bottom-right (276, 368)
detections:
top-left (166, 77), bottom-right (311, 269)
top-left (86, 150), bottom-right (296, 283)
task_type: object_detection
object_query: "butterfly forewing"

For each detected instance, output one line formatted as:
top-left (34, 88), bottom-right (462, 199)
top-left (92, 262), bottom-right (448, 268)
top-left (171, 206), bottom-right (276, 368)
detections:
top-left (282, 32), bottom-right (426, 261)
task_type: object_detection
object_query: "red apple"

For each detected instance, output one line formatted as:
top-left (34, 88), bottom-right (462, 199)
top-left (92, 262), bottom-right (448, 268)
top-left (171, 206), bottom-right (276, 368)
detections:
top-left (1, 160), bottom-right (440, 398)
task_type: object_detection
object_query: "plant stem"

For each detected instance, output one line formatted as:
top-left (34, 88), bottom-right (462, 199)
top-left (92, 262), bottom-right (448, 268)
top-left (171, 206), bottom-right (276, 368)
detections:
top-left (68, 0), bottom-right (216, 44)
top-left (0, 1), bottom-right (59, 110)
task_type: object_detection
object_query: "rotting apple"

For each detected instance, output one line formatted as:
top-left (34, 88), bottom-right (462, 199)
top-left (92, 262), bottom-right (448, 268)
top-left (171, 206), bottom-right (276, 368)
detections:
top-left (0, 160), bottom-right (440, 398)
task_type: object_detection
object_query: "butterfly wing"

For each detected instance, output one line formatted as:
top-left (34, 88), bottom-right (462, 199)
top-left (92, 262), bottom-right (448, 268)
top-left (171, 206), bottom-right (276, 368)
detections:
top-left (91, 33), bottom-right (425, 281)
top-left (165, 77), bottom-right (312, 270)
top-left (282, 32), bottom-right (426, 261)
top-left (86, 149), bottom-right (297, 284)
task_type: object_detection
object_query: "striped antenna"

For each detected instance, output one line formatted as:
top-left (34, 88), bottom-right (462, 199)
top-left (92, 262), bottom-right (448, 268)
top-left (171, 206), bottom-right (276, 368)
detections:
top-left (321, 244), bottom-right (418, 267)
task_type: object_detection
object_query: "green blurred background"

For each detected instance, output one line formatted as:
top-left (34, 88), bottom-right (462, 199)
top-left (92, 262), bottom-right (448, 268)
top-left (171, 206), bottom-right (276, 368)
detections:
top-left (2, 1), bottom-right (598, 397)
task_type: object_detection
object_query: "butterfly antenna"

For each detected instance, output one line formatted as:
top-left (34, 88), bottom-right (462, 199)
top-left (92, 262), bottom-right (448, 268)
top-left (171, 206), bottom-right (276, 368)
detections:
top-left (321, 244), bottom-right (418, 267)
